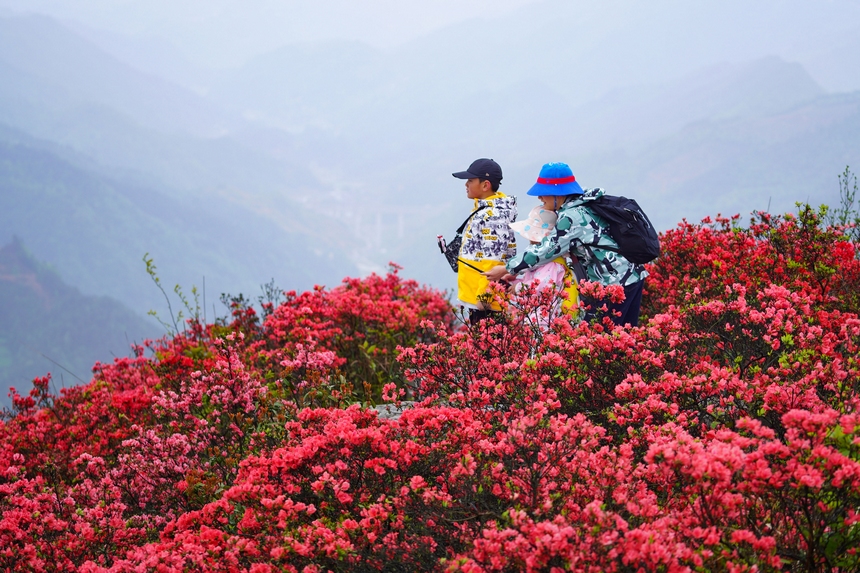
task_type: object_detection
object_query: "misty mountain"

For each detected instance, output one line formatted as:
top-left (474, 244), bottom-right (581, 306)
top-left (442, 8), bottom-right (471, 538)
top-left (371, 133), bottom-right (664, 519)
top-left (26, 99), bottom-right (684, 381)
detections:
top-left (0, 0), bottom-right (856, 412)
top-left (569, 56), bottom-right (826, 151)
top-left (202, 0), bottom-right (856, 138)
top-left (574, 91), bottom-right (860, 231)
top-left (0, 14), bottom-right (235, 137)
top-left (200, 23), bottom-right (856, 288)
top-left (0, 4), bottom-right (857, 295)
top-left (204, 34), bottom-right (829, 192)
top-left (62, 19), bottom-right (216, 93)
top-left (0, 14), bottom-right (327, 200)
top-left (209, 40), bottom-right (385, 131)
top-left (0, 12), bottom-right (365, 290)
top-left (0, 237), bottom-right (160, 409)
top-left (12, 0), bottom-right (859, 92)
top-left (0, 125), bottom-right (356, 315)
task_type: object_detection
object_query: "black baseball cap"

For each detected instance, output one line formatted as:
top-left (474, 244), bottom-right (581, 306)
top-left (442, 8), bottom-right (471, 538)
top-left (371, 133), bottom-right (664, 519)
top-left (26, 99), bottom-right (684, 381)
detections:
top-left (452, 158), bottom-right (503, 186)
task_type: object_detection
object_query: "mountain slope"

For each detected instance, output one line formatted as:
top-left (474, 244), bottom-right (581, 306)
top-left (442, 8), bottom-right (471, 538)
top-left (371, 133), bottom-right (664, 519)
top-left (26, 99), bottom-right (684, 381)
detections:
top-left (0, 237), bottom-right (161, 408)
top-left (0, 125), bottom-right (356, 315)
top-left (0, 13), bottom-right (328, 208)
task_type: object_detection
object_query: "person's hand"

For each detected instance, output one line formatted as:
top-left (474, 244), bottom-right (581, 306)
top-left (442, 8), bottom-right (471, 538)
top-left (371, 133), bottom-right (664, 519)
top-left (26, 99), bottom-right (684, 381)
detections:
top-left (483, 265), bottom-right (515, 282)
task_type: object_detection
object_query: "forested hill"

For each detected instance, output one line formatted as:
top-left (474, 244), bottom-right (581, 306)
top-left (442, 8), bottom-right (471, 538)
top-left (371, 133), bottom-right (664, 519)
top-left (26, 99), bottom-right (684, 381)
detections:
top-left (0, 237), bottom-right (159, 407)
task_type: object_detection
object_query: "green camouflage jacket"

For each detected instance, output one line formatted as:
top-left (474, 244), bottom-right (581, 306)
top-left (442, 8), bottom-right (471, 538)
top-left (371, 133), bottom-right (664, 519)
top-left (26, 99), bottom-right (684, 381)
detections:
top-left (506, 188), bottom-right (648, 287)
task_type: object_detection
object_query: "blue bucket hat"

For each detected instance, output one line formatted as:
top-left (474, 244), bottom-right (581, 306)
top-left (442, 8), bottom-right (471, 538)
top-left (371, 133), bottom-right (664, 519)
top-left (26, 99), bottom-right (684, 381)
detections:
top-left (526, 162), bottom-right (584, 196)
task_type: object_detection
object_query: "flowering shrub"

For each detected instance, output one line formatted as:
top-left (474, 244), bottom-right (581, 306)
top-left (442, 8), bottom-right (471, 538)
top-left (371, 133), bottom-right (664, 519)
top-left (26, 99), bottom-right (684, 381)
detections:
top-left (2, 213), bottom-right (860, 572)
top-left (0, 267), bottom-right (453, 571)
top-left (642, 207), bottom-right (860, 317)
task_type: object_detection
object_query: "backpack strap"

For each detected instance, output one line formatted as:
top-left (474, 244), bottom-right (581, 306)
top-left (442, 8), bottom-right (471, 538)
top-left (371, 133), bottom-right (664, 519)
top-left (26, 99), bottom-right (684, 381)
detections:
top-left (568, 238), bottom-right (590, 283)
top-left (588, 241), bottom-right (622, 255)
top-left (455, 206), bottom-right (490, 272)
top-left (578, 203), bottom-right (620, 254)
top-left (569, 237), bottom-right (620, 281)
top-left (455, 205), bottom-right (489, 236)
top-left (443, 206), bottom-right (491, 274)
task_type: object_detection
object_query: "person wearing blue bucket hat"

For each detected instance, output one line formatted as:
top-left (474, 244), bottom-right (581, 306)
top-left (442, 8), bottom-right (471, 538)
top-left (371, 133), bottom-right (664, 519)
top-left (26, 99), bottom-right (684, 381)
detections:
top-left (527, 162), bottom-right (584, 198)
top-left (484, 162), bottom-right (649, 327)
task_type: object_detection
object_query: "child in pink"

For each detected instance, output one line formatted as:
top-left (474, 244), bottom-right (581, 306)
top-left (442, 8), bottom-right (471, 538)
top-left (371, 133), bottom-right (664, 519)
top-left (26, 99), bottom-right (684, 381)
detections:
top-left (509, 205), bottom-right (579, 322)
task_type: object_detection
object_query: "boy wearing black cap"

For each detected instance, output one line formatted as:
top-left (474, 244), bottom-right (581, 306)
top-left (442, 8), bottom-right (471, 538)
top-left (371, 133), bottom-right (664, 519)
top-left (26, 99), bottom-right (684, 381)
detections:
top-left (451, 158), bottom-right (518, 324)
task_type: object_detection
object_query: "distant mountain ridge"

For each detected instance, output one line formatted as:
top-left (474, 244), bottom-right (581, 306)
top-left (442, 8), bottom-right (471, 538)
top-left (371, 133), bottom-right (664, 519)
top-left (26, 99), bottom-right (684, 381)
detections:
top-left (0, 124), bottom-right (355, 314)
top-left (0, 13), bottom-right (236, 137)
top-left (586, 90), bottom-right (860, 230)
top-left (0, 15), bottom-right (320, 200)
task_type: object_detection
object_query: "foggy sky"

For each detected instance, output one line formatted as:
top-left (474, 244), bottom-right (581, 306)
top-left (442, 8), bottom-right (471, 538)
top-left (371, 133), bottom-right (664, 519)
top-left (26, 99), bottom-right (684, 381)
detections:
top-left (0, 0), bottom-right (542, 64)
top-left (2, 0), bottom-right (858, 93)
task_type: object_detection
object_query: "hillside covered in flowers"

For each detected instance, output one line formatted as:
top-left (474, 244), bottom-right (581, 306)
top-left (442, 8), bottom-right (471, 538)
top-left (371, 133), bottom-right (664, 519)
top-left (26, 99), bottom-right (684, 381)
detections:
top-left (1, 204), bottom-right (860, 572)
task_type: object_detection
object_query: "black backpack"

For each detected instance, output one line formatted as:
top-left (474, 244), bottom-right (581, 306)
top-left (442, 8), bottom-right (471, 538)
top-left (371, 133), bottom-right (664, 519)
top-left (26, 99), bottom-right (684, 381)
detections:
top-left (583, 195), bottom-right (660, 264)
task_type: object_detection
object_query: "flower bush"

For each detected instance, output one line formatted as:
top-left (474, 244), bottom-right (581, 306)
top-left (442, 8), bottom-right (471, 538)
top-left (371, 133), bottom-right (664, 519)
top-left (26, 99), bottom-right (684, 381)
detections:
top-left (1, 212), bottom-right (859, 572)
